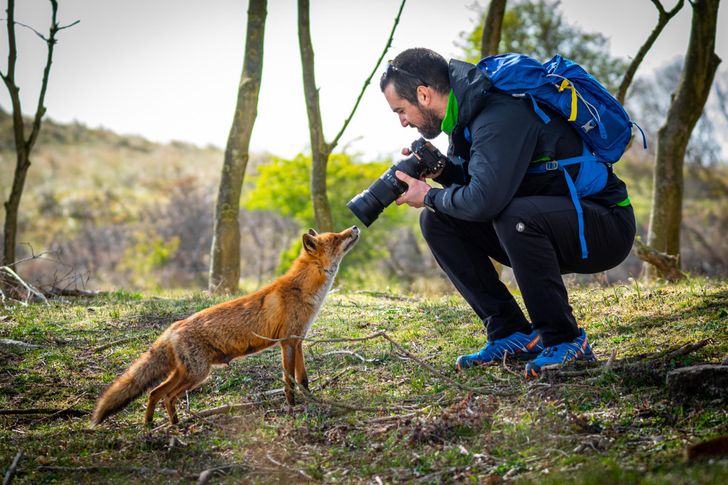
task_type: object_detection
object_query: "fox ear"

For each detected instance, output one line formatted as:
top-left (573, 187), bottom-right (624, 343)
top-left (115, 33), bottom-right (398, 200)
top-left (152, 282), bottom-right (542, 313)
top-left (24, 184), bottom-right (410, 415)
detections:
top-left (302, 233), bottom-right (317, 254)
top-left (307, 228), bottom-right (318, 236)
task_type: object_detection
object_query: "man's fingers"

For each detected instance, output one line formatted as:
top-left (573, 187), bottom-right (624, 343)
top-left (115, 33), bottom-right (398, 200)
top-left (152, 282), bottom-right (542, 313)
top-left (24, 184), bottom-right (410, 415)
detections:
top-left (395, 170), bottom-right (413, 183)
top-left (401, 148), bottom-right (412, 156)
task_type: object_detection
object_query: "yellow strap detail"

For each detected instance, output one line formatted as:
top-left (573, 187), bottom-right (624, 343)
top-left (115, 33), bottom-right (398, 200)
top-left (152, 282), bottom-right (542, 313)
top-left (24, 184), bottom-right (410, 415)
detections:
top-left (558, 79), bottom-right (578, 121)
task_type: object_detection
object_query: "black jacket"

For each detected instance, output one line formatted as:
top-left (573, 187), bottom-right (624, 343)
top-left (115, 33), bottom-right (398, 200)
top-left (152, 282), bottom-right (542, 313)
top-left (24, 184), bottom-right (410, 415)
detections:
top-left (428, 60), bottom-right (628, 221)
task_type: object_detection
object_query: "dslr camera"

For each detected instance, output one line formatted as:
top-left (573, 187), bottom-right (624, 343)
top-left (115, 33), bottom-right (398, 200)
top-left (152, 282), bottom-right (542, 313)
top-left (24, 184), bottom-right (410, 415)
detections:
top-left (347, 137), bottom-right (448, 227)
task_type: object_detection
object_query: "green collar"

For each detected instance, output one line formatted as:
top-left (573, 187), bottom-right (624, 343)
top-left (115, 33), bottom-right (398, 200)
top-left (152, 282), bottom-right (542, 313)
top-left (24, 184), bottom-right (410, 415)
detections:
top-left (440, 89), bottom-right (458, 135)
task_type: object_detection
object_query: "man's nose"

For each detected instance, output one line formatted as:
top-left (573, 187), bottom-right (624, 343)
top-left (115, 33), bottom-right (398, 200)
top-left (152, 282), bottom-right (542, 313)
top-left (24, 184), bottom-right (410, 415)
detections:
top-left (399, 114), bottom-right (408, 127)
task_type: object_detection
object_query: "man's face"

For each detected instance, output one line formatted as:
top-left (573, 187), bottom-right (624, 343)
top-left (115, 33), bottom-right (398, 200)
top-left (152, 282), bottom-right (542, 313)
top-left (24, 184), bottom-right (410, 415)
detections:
top-left (383, 83), bottom-right (442, 139)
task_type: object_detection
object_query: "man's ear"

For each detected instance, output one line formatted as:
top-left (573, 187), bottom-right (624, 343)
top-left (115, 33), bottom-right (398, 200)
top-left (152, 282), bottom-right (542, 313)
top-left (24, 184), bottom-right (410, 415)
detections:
top-left (302, 233), bottom-right (317, 254)
top-left (307, 228), bottom-right (318, 236)
top-left (417, 85), bottom-right (431, 106)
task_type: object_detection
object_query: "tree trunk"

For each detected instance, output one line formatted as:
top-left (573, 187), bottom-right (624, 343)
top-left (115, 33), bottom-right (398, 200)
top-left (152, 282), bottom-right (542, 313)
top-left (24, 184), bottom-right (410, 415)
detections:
top-left (481, 0), bottom-right (506, 57)
top-left (298, 0), bottom-right (333, 232)
top-left (478, 1), bottom-right (507, 277)
top-left (208, 0), bottom-right (267, 293)
top-left (2, 0), bottom-right (69, 267)
top-left (644, 0), bottom-right (721, 278)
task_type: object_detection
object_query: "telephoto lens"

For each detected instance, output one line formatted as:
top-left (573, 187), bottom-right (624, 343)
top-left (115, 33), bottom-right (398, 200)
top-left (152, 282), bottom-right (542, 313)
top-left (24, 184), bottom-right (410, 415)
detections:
top-left (346, 155), bottom-right (422, 227)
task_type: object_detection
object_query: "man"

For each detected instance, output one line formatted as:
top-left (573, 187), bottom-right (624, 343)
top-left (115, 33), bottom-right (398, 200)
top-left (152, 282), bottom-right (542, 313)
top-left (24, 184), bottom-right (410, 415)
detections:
top-left (380, 48), bottom-right (636, 377)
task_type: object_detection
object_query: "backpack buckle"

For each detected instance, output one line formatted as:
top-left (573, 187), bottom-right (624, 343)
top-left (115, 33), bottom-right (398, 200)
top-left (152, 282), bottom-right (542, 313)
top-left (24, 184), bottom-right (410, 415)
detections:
top-left (545, 161), bottom-right (559, 171)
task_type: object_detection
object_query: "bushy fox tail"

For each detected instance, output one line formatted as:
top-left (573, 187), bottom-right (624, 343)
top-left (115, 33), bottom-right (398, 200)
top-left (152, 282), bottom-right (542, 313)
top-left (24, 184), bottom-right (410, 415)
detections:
top-left (91, 345), bottom-right (171, 425)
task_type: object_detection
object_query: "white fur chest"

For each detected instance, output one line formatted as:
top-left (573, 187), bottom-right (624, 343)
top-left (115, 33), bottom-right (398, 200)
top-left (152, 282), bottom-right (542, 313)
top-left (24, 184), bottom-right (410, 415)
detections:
top-left (302, 262), bottom-right (339, 335)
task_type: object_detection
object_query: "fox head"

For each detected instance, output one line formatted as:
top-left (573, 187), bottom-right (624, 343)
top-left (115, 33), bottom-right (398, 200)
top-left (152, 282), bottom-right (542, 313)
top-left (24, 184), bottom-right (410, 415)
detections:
top-left (301, 226), bottom-right (360, 270)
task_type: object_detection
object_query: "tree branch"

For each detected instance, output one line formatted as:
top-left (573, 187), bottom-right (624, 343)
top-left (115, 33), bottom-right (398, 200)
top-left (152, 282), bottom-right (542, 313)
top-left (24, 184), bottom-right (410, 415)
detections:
top-left (329, 0), bottom-right (407, 151)
top-left (617, 0), bottom-right (684, 104)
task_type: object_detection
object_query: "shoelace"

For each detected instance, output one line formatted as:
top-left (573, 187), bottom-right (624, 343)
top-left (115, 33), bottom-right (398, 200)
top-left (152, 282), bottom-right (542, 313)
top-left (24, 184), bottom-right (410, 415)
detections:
top-left (483, 338), bottom-right (526, 355)
top-left (541, 341), bottom-right (582, 360)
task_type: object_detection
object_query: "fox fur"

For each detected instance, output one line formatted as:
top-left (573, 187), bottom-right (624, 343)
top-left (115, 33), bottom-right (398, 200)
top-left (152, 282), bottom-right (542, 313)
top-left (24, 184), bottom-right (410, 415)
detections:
top-left (91, 226), bottom-right (360, 426)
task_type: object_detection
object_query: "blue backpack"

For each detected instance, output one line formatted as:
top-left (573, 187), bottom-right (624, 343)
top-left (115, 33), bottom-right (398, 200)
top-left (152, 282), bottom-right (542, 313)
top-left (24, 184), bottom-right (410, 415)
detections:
top-left (475, 53), bottom-right (645, 259)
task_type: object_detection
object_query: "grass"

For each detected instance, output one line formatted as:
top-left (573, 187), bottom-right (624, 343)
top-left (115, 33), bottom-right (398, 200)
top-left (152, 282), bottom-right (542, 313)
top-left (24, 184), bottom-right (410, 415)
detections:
top-left (1, 278), bottom-right (727, 484)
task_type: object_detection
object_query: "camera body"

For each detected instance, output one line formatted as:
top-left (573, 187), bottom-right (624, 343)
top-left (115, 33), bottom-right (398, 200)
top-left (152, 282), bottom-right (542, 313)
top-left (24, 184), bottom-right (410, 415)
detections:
top-left (347, 137), bottom-right (448, 227)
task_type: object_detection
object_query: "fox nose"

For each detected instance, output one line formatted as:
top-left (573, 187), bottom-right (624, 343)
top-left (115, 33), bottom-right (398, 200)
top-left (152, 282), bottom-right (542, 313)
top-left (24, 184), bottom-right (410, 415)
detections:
top-left (351, 225), bottom-right (359, 235)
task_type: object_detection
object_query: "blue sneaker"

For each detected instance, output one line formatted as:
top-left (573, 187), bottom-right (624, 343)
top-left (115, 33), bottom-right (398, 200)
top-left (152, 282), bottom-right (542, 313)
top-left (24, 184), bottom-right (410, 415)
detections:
top-left (525, 328), bottom-right (595, 378)
top-left (456, 330), bottom-right (543, 370)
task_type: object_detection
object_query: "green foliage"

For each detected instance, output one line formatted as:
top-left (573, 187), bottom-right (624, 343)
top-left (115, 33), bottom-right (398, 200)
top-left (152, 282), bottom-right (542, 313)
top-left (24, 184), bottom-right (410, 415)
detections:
top-left (120, 231), bottom-right (180, 290)
top-left (459, 0), bottom-right (628, 91)
top-left (244, 152), bottom-right (416, 279)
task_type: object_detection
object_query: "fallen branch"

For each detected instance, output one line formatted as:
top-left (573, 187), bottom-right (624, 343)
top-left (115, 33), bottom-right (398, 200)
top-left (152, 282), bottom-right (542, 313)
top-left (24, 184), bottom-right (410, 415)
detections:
top-left (0, 339), bottom-right (40, 351)
top-left (44, 287), bottom-right (104, 298)
top-left (0, 408), bottom-right (89, 418)
top-left (37, 465), bottom-right (178, 476)
top-left (550, 339), bottom-right (711, 378)
top-left (0, 266), bottom-right (47, 304)
top-left (196, 463), bottom-right (249, 485)
top-left (2, 450), bottom-right (22, 485)
top-left (320, 349), bottom-right (380, 363)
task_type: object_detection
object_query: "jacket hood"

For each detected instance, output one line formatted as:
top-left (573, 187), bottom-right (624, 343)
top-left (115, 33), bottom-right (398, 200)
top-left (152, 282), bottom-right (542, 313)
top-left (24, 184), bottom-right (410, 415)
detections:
top-left (448, 59), bottom-right (491, 129)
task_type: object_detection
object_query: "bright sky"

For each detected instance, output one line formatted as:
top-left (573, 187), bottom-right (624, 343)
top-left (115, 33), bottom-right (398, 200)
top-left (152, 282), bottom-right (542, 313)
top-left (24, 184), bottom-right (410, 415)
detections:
top-left (1, 0), bottom-right (726, 161)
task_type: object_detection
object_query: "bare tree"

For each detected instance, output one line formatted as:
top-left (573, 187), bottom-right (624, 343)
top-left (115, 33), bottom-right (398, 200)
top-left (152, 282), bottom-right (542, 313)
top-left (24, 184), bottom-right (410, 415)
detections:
top-left (297, 0), bottom-right (407, 232)
top-left (616, 0), bottom-right (684, 104)
top-left (209, 0), bottom-right (267, 293)
top-left (480, 0), bottom-right (507, 57)
top-left (0, 0), bottom-right (78, 267)
top-left (644, 0), bottom-right (721, 278)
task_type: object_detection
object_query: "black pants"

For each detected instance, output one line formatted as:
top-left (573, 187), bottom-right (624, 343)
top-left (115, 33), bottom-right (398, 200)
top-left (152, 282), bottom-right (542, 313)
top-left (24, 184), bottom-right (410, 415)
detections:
top-left (420, 196), bottom-right (636, 347)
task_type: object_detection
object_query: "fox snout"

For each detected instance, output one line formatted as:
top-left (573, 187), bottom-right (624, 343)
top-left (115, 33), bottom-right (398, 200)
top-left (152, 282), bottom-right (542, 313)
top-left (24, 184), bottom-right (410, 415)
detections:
top-left (342, 226), bottom-right (360, 252)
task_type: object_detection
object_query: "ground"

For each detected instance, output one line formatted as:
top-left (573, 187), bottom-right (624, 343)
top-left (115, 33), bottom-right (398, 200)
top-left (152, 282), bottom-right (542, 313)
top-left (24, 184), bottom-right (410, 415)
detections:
top-left (1, 278), bottom-right (727, 484)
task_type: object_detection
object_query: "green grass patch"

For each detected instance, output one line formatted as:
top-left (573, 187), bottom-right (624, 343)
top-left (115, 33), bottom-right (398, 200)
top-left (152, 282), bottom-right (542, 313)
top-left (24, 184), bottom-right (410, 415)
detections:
top-left (1, 278), bottom-right (726, 483)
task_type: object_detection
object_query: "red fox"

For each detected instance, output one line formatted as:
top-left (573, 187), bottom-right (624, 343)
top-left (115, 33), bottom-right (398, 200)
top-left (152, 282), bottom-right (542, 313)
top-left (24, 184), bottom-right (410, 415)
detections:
top-left (91, 226), bottom-right (360, 426)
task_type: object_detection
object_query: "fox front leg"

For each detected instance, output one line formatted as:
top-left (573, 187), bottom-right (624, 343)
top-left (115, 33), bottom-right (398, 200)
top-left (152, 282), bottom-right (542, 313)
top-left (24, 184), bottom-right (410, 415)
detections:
top-left (280, 342), bottom-right (296, 406)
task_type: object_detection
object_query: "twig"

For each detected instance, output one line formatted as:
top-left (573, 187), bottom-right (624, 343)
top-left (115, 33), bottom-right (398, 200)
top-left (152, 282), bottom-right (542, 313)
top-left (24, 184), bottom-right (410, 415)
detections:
top-left (645, 339), bottom-right (711, 362)
top-left (255, 330), bottom-right (518, 396)
top-left (329, 0), bottom-right (407, 150)
top-left (37, 465), bottom-right (178, 475)
top-left (552, 339), bottom-right (711, 378)
top-left (35, 395), bottom-right (87, 422)
top-left (366, 412), bottom-right (416, 424)
top-left (376, 331), bottom-right (517, 396)
top-left (0, 408), bottom-right (89, 417)
top-left (2, 450), bottom-right (22, 485)
top-left (320, 349), bottom-right (379, 363)
top-left (196, 463), bottom-right (249, 485)
top-left (606, 349), bottom-right (617, 367)
top-left (296, 381), bottom-right (387, 413)
top-left (252, 331), bottom-right (386, 346)
top-left (316, 366), bottom-right (354, 390)
top-left (501, 350), bottom-right (521, 377)
top-left (0, 266), bottom-right (47, 304)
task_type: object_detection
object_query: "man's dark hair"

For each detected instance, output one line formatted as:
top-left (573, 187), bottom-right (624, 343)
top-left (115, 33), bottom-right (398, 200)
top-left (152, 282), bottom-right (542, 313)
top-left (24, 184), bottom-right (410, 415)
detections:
top-left (379, 48), bottom-right (450, 105)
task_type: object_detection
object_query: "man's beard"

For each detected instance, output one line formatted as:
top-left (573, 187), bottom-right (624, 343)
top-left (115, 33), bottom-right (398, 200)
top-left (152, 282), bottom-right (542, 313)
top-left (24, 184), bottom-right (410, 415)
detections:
top-left (415, 105), bottom-right (442, 139)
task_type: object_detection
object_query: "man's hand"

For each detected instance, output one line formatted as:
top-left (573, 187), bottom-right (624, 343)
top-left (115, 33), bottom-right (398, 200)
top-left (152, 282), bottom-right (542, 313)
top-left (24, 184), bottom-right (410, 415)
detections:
top-left (401, 146), bottom-right (444, 179)
top-left (394, 171), bottom-right (431, 208)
